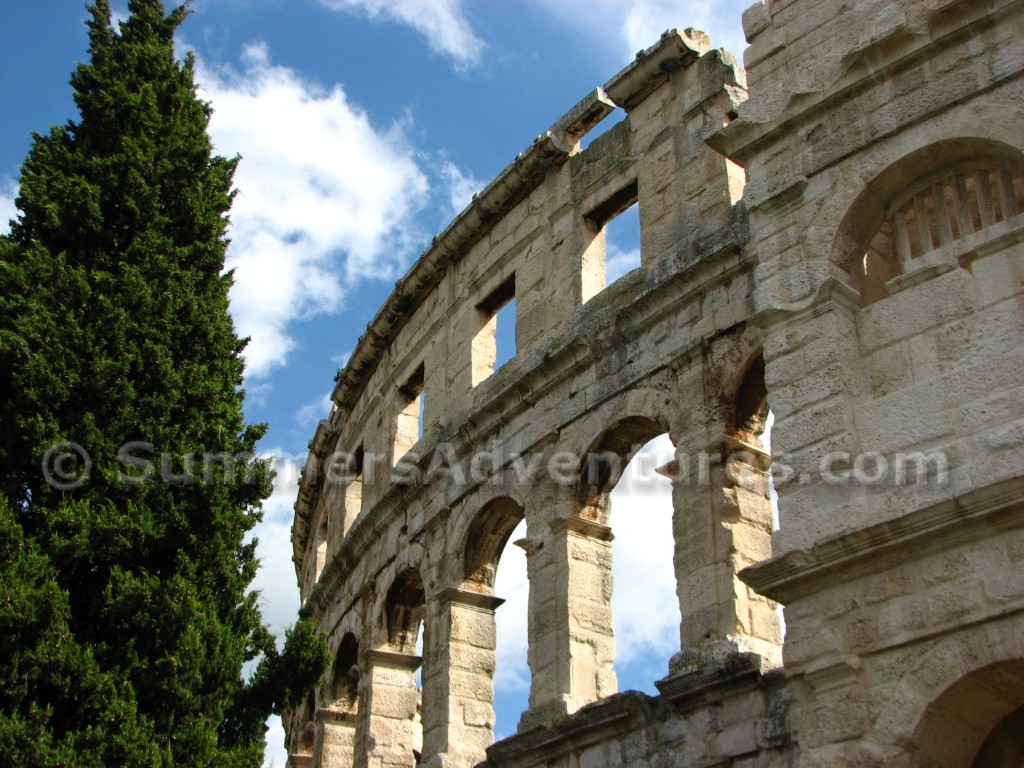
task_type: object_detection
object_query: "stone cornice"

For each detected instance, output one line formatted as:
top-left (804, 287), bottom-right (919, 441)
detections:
top-left (741, 475), bottom-right (1024, 604)
top-left (485, 691), bottom-right (655, 766)
top-left (433, 587), bottom-right (506, 612)
top-left (655, 652), bottom-right (784, 716)
top-left (604, 28), bottom-right (711, 111)
top-left (549, 516), bottom-right (614, 543)
top-left (365, 649), bottom-right (423, 671)
top-left (486, 656), bottom-right (785, 766)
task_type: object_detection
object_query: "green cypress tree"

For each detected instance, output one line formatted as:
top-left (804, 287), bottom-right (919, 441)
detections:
top-left (0, 2), bottom-right (328, 765)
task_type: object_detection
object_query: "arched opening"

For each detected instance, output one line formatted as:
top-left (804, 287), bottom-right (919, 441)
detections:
top-left (461, 498), bottom-right (527, 743)
top-left (733, 353), bottom-right (775, 525)
top-left (384, 569), bottom-right (426, 654)
top-left (316, 632), bottom-right (360, 768)
top-left (359, 569), bottom-right (424, 768)
top-left (328, 633), bottom-right (360, 712)
top-left (463, 497), bottom-right (524, 592)
top-left (578, 416), bottom-right (679, 693)
top-left (607, 431), bottom-right (679, 693)
top-left (734, 354), bottom-right (768, 449)
top-left (492, 518), bottom-right (528, 739)
top-left (732, 354), bottom-right (783, 642)
top-left (313, 510), bottom-right (328, 582)
top-left (913, 659), bottom-right (1024, 768)
top-left (577, 415), bottom-right (666, 521)
top-left (973, 705), bottom-right (1024, 768)
top-left (831, 139), bottom-right (1024, 307)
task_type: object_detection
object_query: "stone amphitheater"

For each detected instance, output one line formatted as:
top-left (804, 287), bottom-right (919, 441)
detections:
top-left (286, 0), bottom-right (1024, 765)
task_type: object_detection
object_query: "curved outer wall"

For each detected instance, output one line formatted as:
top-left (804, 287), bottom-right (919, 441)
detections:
top-left (289, 2), bottom-right (1024, 767)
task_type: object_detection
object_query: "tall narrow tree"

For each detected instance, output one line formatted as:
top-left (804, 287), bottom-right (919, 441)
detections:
top-left (0, 2), bottom-right (327, 766)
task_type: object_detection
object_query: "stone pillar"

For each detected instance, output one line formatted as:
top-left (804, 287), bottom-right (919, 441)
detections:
top-left (420, 588), bottom-right (505, 768)
top-left (520, 515), bottom-right (616, 729)
top-left (668, 435), bottom-right (781, 672)
top-left (314, 710), bottom-right (357, 768)
top-left (354, 650), bottom-right (422, 768)
top-left (760, 283), bottom-right (869, 554)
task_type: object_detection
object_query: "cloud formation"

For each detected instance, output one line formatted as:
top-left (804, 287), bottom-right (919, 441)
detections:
top-left (531, 0), bottom-right (750, 65)
top-left (195, 43), bottom-right (431, 379)
top-left (295, 391), bottom-right (334, 429)
top-left (314, 1), bottom-right (748, 74)
top-left (0, 178), bottom-right (18, 234)
top-left (249, 450), bottom-right (305, 767)
top-left (318, 0), bottom-right (485, 69)
top-left (436, 160), bottom-right (483, 221)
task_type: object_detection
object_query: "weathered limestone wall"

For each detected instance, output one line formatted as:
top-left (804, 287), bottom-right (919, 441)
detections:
top-left (287, 1), bottom-right (1024, 766)
top-left (720, 0), bottom-right (1024, 765)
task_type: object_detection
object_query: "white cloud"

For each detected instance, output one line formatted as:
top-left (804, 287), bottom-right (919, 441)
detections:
top-left (295, 391), bottom-right (334, 428)
top-left (262, 715), bottom-right (288, 768)
top-left (111, 5), bottom-right (130, 27)
top-left (606, 244), bottom-right (641, 284)
top-left (530, 0), bottom-right (750, 65)
top-left (0, 177), bottom-right (18, 234)
top-left (194, 43), bottom-right (431, 379)
top-left (437, 160), bottom-right (482, 220)
top-left (318, 0), bottom-right (484, 70)
top-left (248, 449), bottom-right (306, 766)
top-left (252, 449), bottom-right (305, 636)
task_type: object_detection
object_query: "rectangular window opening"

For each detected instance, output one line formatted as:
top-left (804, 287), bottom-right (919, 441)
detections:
top-left (394, 363), bottom-right (425, 465)
top-left (472, 274), bottom-right (516, 387)
top-left (495, 298), bottom-right (517, 370)
top-left (582, 181), bottom-right (641, 302)
top-left (342, 444), bottom-right (364, 532)
top-left (580, 107), bottom-right (626, 150)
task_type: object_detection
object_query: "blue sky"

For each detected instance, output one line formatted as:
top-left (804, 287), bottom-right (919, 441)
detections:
top-left (1, 1), bottom-right (750, 763)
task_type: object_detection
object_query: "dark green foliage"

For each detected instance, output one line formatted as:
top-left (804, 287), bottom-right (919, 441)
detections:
top-left (0, 2), bottom-right (328, 765)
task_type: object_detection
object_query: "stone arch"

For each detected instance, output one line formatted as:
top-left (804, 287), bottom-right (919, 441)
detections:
top-left (830, 138), bottom-right (1024, 305)
top-left (357, 567), bottom-right (426, 768)
top-left (704, 323), bottom-right (766, 422)
top-left (314, 631), bottom-right (361, 768)
top-left (972, 704), bottom-right (1024, 768)
top-left (912, 659), bottom-right (1024, 768)
top-left (732, 352), bottom-right (769, 448)
top-left (576, 414), bottom-right (669, 523)
top-left (560, 412), bottom-right (678, 699)
top-left (460, 495), bottom-right (526, 592)
top-left (382, 567), bottom-right (426, 654)
top-left (299, 691), bottom-right (316, 753)
top-left (327, 632), bottom-right (360, 711)
top-left (871, 614), bottom-right (1024, 766)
